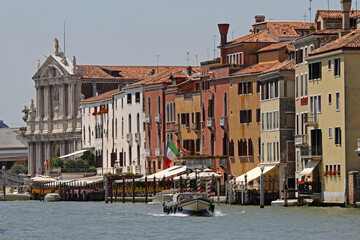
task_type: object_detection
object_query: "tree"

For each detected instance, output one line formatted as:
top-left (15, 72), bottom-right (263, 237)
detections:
top-left (9, 163), bottom-right (28, 174)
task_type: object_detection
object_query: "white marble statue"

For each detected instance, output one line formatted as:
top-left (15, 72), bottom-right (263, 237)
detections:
top-left (54, 38), bottom-right (59, 53)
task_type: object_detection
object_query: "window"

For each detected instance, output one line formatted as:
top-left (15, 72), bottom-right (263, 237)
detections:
top-left (239, 110), bottom-right (248, 124)
top-left (335, 127), bottom-right (341, 145)
top-left (310, 96), bottom-right (314, 114)
top-left (336, 92), bottom-right (340, 111)
top-left (318, 95), bottom-right (321, 113)
top-left (261, 143), bottom-right (264, 162)
top-left (328, 59), bottom-right (331, 70)
top-left (256, 109), bottom-right (260, 123)
top-left (277, 142), bottom-right (279, 161)
top-left (248, 82), bottom-right (253, 94)
top-left (304, 73), bottom-right (308, 96)
top-left (334, 58), bottom-right (340, 76)
top-left (238, 82), bottom-right (247, 95)
top-left (304, 47), bottom-right (308, 58)
top-left (261, 113), bottom-right (265, 130)
top-left (295, 49), bottom-right (303, 64)
top-left (309, 62), bottom-right (321, 80)
top-left (135, 92), bottom-right (140, 103)
top-left (328, 127), bottom-right (332, 138)
top-left (295, 76), bottom-right (299, 99)
top-left (300, 75), bottom-right (304, 97)
top-left (328, 93), bottom-right (332, 104)
top-left (127, 94), bottom-right (132, 104)
top-left (256, 81), bottom-right (260, 93)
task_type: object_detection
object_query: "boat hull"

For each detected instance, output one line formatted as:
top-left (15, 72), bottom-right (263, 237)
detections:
top-left (178, 198), bottom-right (212, 215)
top-left (0, 193), bottom-right (31, 201)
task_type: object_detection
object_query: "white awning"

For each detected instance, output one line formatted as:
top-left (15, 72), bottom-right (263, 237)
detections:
top-left (174, 169), bottom-right (222, 180)
top-left (299, 160), bottom-right (320, 177)
top-left (59, 149), bottom-right (89, 159)
top-left (235, 164), bottom-right (278, 184)
top-left (141, 165), bottom-right (187, 181)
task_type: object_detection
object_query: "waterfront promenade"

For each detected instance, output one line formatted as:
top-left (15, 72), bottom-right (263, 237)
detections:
top-left (1, 201), bottom-right (359, 240)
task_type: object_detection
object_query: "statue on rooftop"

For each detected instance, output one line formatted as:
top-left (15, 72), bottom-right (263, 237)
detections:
top-left (30, 99), bottom-right (34, 111)
top-left (37, 60), bottom-right (40, 70)
top-left (54, 38), bottom-right (59, 53)
top-left (72, 56), bottom-right (76, 68)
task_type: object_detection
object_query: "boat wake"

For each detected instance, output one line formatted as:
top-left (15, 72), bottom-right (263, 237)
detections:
top-left (149, 212), bottom-right (188, 217)
top-left (213, 210), bottom-right (226, 217)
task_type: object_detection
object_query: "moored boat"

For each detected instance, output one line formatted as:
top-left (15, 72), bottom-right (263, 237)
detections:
top-left (44, 193), bottom-right (61, 202)
top-left (163, 192), bottom-right (215, 216)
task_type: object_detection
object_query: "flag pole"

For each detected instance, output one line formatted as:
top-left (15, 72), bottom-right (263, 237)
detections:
top-left (164, 140), bottom-right (169, 168)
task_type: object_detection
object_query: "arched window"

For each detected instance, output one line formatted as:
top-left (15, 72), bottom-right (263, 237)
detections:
top-left (166, 103), bottom-right (169, 122)
top-left (147, 96), bottom-right (151, 114)
top-left (157, 95), bottom-right (161, 114)
top-left (172, 102), bottom-right (175, 122)
top-left (128, 114), bottom-right (132, 133)
top-left (202, 103), bottom-right (205, 122)
top-left (137, 113), bottom-right (140, 133)
top-left (224, 93), bottom-right (227, 116)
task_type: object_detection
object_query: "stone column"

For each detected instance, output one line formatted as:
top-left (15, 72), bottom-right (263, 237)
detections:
top-left (92, 83), bottom-right (97, 97)
top-left (68, 83), bottom-right (73, 118)
top-left (28, 142), bottom-right (34, 176)
top-left (35, 86), bottom-right (40, 119)
top-left (60, 140), bottom-right (66, 156)
top-left (44, 85), bottom-right (49, 120)
top-left (60, 84), bottom-right (66, 119)
top-left (36, 141), bottom-right (41, 175)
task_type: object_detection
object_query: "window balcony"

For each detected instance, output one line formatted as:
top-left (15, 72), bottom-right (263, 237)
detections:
top-left (155, 148), bottom-right (161, 156)
top-left (155, 113), bottom-right (161, 123)
top-left (294, 134), bottom-right (308, 148)
top-left (301, 146), bottom-right (322, 160)
top-left (173, 124), bottom-right (180, 134)
top-left (145, 148), bottom-right (150, 157)
top-left (220, 116), bottom-right (227, 129)
top-left (126, 133), bottom-right (132, 143)
top-left (304, 114), bottom-right (318, 127)
top-left (192, 122), bottom-right (201, 132)
top-left (134, 133), bottom-right (141, 142)
top-left (145, 115), bottom-right (151, 124)
top-left (207, 117), bottom-right (214, 129)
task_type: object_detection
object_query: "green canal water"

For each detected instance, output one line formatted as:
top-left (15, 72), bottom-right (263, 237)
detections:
top-left (1, 201), bottom-right (360, 240)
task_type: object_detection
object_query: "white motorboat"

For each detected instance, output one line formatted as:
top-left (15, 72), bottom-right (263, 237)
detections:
top-left (0, 191), bottom-right (31, 201)
top-left (152, 189), bottom-right (177, 204)
top-left (163, 192), bottom-right (214, 216)
top-left (44, 193), bottom-right (61, 202)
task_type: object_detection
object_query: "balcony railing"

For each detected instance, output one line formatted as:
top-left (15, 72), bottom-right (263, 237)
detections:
top-left (192, 122), bottom-right (201, 132)
top-left (155, 113), bottom-right (161, 123)
top-left (220, 116), bottom-right (227, 129)
top-left (298, 182), bottom-right (321, 195)
top-left (126, 133), bottom-right (132, 143)
top-left (145, 115), bottom-right (151, 124)
top-left (301, 146), bottom-right (322, 159)
top-left (207, 117), bottom-right (214, 129)
top-left (134, 133), bottom-right (141, 142)
top-left (173, 124), bottom-right (180, 134)
top-left (145, 148), bottom-right (150, 157)
top-left (294, 134), bottom-right (308, 147)
top-left (155, 148), bottom-right (161, 156)
top-left (304, 114), bottom-right (318, 127)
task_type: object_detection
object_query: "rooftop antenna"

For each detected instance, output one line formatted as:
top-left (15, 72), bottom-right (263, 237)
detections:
top-left (195, 54), bottom-right (199, 66)
top-left (303, 12), bottom-right (308, 21)
top-left (309, 0), bottom-right (312, 22)
top-left (207, 48), bottom-right (210, 60)
top-left (232, 31), bottom-right (234, 39)
top-left (327, 0), bottom-right (330, 11)
top-left (64, 21), bottom-right (66, 55)
top-left (186, 52), bottom-right (190, 66)
top-left (156, 55), bottom-right (159, 73)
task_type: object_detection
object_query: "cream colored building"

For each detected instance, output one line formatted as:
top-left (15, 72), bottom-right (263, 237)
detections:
top-left (306, 29), bottom-right (360, 204)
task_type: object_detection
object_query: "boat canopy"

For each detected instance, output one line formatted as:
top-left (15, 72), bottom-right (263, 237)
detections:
top-left (235, 164), bottom-right (278, 184)
top-left (59, 149), bottom-right (91, 159)
top-left (174, 169), bottom-right (222, 180)
top-left (298, 160), bottom-right (320, 177)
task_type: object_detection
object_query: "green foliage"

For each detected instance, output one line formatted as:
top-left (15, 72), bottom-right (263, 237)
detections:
top-left (89, 166), bottom-right (97, 172)
top-left (20, 105), bottom-right (29, 137)
top-left (9, 163), bottom-right (28, 174)
top-left (76, 159), bottom-right (90, 169)
top-left (50, 156), bottom-right (63, 169)
top-left (79, 151), bottom-right (95, 166)
top-left (309, 25), bottom-right (315, 30)
top-left (124, 172), bottom-right (135, 177)
top-left (63, 159), bottom-right (77, 169)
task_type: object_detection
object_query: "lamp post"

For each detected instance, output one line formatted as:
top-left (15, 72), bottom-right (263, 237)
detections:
top-left (260, 165), bottom-right (265, 208)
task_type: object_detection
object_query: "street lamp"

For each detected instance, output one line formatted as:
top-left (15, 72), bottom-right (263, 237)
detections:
top-left (260, 164), bottom-right (265, 208)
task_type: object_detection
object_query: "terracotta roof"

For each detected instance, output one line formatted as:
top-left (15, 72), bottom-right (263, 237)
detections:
top-left (316, 10), bottom-right (360, 20)
top-left (77, 65), bottom-right (175, 80)
top-left (267, 22), bottom-right (315, 38)
top-left (261, 59), bottom-right (295, 74)
top-left (313, 29), bottom-right (343, 35)
top-left (285, 43), bottom-right (295, 53)
top-left (226, 31), bottom-right (277, 46)
top-left (231, 62), bottom-right (278, 76)
top-left (81, 89), bottom-right (119, 103)
top-left (257, 41), bottom-right (294, 53)
top-left (309, 29), bottom-right (360, 56)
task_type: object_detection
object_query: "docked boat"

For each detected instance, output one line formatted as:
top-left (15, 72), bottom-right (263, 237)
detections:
top-left (0, 191), bottom-right (31, 201)
top-left (163, 192), bottom-right (215, 216)
top-left (44, 193), bottom-right (61, 202)
top-left (152, 189), bottom-right (177, 204)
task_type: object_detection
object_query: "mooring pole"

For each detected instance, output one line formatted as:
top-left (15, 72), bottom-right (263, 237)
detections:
top-left (153, 176), bottom-right (156, 197)
top-left (145, 176), bottom-right (148, 204)
top-left (2, 184), bottom-right (5, 201)
top-left (132, 176), bottom-right (135, 203)
top-left (110, 177), bottom-right (113, 204)
top-left (217, 180), bottom-right (220, 206)
top-left (105, 175), bottom-right (109, 203)
top-left (122, 176), bottom-right (125, 204)
top-left (241, 181), bottom-right (244, 205)
top-left (260, 166), bottom-right (265, 208)
top-left (179, 175), bottom-right (182, 193)
top-left (225, 181), bottom-right (228, 204)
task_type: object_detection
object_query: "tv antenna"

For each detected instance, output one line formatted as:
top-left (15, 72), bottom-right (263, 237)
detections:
top-left (186, 52), bottom-right (190, 66)
top-left (213, 35), bottom-right (217, 59)
top-left (195, 54), bottom-right (199, 66)
top-left (63, 21), bottom-right (66, 55)
top-left (156, 55), bottom-right (160, 73)
top-left (309, 0), bottom-right (312, 21)
top-left (303, 12), bottom-right (308, 21)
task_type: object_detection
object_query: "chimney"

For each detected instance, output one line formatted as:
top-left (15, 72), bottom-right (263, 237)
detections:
top-left (255, 15), bottom-right (266, 23)
top-left (341, 0), bottom-right (352, 30)
top-left (187, 66), bottom-right (192, 76)
top-left (218, 23), bottom-right (230, 45)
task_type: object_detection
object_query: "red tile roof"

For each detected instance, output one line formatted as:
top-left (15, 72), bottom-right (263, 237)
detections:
top-left (316, 10), bottom-right (360, 20)
top-left (285, 43), bottom-right (295, 53)
top-left (77, 65), bottom-right (175, 80)
top-left (309, 29), bottom-right (360, 56)
top-left (226, 31), bottom-right (277, 46)
top-left (267, 22), bottom-right (315, 38)
top-left (257, 41), bottom-right (294, 53)
top-left (261, 59), bottom-right (295, 74)
top-left (231, 62), bottom-right (278, 76)
top-left (81, 89), bottom-right (119, 103)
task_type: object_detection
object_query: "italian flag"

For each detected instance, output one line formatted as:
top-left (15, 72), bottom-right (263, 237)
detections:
top-left (165, 140), bottom-right (179, 168)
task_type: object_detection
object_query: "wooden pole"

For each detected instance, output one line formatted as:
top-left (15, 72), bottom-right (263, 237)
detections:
top-left (132, 176), bottom-right (135, 203)
top-left (217, 180), bottom-right (220, 206)
top-left (145, 177), bottom-right (148, 204)
top-left (122, 176), bottom-right (125, 204)
top-left (115, 182), bottom-right (118, 203)
top-left (105, 175), bottom-right (109, 203)
top-left (2, 184), bottom-right (5, 201)
top-left (110, 177), bottom-right (113, 204)
top-left (153, 176), bottom-right (156, 196)
top-left (179, 175), bottom-right (182, 193)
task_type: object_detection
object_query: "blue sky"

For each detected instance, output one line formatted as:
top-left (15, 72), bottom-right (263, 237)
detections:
top-left (0, 0), bottom-right (346, 127)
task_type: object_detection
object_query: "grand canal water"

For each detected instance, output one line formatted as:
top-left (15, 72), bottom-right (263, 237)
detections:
top-left (1, 201), bottom-right (360, 240)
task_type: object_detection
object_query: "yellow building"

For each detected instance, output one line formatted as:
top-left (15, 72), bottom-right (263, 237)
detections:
top-left (306, 30), bottom-right (360, 204)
